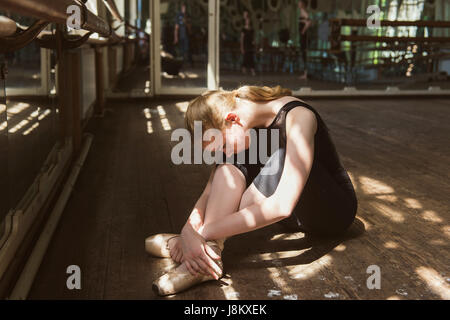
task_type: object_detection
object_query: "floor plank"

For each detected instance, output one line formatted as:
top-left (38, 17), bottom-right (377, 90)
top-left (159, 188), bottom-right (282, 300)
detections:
top-left (28, 98), bottom-right (450, 300)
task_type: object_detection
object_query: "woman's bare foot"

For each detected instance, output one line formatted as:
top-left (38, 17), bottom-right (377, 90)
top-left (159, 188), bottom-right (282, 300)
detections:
top-left (167, 236), bottom-right (183, 263)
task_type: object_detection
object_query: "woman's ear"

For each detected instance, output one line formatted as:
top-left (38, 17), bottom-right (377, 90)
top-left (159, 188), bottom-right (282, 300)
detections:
top-left (225, 113), bottom-right (243, 126)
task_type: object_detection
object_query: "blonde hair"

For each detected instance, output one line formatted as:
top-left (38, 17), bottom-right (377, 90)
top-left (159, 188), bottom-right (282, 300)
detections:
top-left (185, 85), bottom-right (292, 135)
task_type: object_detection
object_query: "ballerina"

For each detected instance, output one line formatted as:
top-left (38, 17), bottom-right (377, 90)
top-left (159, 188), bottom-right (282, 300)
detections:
top-left (147, 85), bottom-right (357, 296)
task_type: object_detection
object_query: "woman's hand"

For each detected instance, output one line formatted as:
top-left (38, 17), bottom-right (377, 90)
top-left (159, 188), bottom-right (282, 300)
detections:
top-left (179, 223), bottom-right (222, 279)
top-left (169, 210), bottom-right (204, 264)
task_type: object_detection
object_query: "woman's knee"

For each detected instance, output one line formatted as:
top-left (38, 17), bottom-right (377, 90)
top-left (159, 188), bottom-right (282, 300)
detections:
top-left (213, 164), bottom-right (246, 192)
top-left (203, 165), bottom-right (247, 223)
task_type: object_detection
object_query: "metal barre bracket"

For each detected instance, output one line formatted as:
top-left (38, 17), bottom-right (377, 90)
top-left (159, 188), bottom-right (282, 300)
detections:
top-left (0, 19), bottom-right (49, 54)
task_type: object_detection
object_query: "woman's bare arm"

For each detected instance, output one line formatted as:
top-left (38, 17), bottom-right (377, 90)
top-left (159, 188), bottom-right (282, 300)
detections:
top-left (199, 107), bottom-right (317, 240)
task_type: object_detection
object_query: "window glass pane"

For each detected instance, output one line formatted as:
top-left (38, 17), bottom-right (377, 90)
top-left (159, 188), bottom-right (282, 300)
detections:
top-left (114, 0), bottom-right (152, 94)
top-left (160, 0), bottom-right (208, 88)
top-left (219, 0), bottom-right (450, 91)
top-left (0, 15), bottom-right (58, 213)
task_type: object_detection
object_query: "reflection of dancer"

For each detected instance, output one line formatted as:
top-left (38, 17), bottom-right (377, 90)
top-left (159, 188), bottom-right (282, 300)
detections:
top-left (241, 11), bottom-right (256, 76)
top-left (148, 85), bottom-right (358, 295)
top-left (298, 0), bottom-right (312, 80)
top-left (174, 2), bottom-right (193, 67)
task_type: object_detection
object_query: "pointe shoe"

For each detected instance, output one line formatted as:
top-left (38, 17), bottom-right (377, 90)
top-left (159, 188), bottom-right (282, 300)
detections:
top-left (145, 233), bottom-right (180, 258)
top-left (152, 239), bottom-right (225, 296)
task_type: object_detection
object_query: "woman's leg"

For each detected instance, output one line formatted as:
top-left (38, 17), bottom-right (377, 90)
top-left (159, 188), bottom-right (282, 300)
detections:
top-left (163, 164), bottom-right (246, 278)
top-left (291, 160), bottom-right (357, 237)
top-left (170, 163), bottom-right (249, 256)
top-left (286, 121), bottom-right (357, 236)
top-left (202, 164), bottom-right (247, 226)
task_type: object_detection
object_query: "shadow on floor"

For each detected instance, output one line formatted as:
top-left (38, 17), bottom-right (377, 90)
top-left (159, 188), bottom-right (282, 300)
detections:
top-left (222, 218), bottom-right (366, 271)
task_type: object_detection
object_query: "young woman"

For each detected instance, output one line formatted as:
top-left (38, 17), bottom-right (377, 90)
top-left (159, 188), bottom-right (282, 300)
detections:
top-left (298, 0), bottom-right (312, 80)
top-left (147, 85), bottom-right (357, 295)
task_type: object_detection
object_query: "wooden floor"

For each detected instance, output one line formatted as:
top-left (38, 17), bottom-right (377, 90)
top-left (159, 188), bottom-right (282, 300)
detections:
top-left (113, 63), bottom-right (450, 92)
top-left (28, 97), bottom-right (450, 300)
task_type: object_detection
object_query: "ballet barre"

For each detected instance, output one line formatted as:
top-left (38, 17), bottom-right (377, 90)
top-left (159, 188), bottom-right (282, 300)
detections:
top-left (0, 0), bottom-right (111, 37)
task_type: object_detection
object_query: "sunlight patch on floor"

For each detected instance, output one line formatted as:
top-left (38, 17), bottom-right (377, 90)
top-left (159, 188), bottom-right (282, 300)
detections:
top-left (375, 194), bottom-right (397, 202)
top-left (334, 244), bottom-right (346, 252)
top-left (258, 248), bottom-right (310, 260)
top-left (38, 109), bottom-right (51, 121)
top-left (415, 266), bottom-right (450, 300)
top-left (157, 105), bottom-right (172, 131)
top-left (22, 122), bottom-right (39, 136)
top-left (270, 232), bottom-right (304, 241)
top-left (7, 101), bottom-right (30, 115)
top-left (147, 121), bottom-right (153, 134)
top-left (403, 198), bottom-right (422, 209)
top-left (143, 108), bottom-right (152, 119)
top-left (421, 210), bottom-right (443, 223)
top-left (287, 255), bottom-right (333, 281)
top-left (370, 201), bottom-right (405, 223)
top-left (384, 241), bottom-right (399, 249)
top-left (359, 176), bottom-right (395, 194)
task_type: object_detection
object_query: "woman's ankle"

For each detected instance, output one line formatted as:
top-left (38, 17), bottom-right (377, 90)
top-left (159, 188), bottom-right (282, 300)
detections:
top-left (209, 238), bottom-right (226, 251)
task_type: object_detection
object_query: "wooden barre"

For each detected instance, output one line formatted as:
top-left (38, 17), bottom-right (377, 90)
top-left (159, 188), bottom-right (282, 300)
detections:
top-left (336, 35), bottom-right (450, 43)
top-left (330, 19), bottom-right (450, 28)
top-left (0, 0), bottom-right (111, 37)
top-left (0, 15), bottom-right (17, 37)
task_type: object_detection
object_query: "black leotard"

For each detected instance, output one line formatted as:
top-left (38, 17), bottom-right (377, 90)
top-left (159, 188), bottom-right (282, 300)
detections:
top-left (221, 100), bottom-right (357, 236)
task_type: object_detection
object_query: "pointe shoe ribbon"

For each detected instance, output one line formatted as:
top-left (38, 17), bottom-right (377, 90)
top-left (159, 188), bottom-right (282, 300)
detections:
top-left (145, 233), bottom-right (180, 258)
top-left (152, 238), bottom-right (225, 296)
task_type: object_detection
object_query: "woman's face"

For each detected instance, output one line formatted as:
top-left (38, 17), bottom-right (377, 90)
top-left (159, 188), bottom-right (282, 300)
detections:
top-left (203, 123), bottom-right (250, 157)
top-left (222, 124), bottom-right (250, 156)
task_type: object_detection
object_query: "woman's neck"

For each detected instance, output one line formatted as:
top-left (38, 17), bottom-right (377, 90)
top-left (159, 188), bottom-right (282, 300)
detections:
top-left (235, 98), bottom-right (279, 130)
